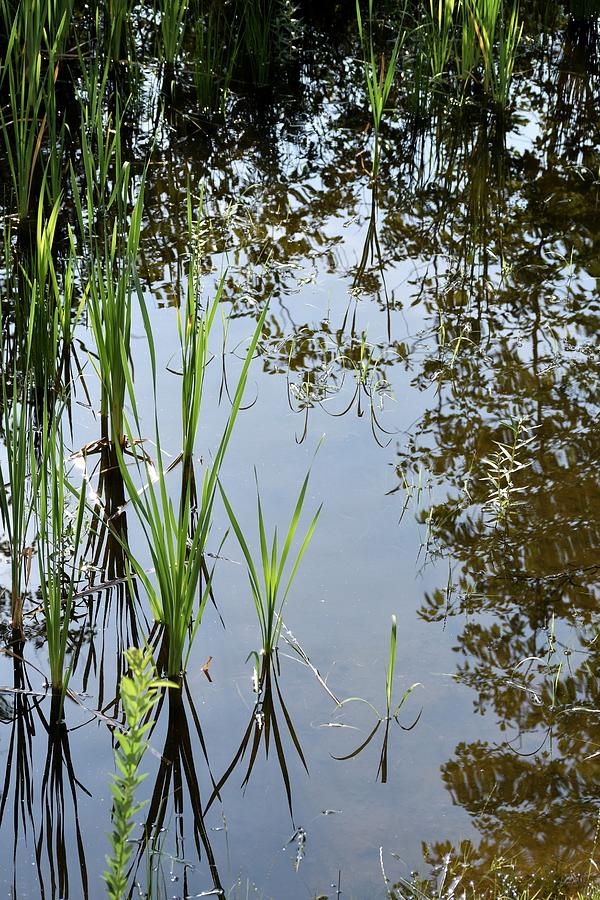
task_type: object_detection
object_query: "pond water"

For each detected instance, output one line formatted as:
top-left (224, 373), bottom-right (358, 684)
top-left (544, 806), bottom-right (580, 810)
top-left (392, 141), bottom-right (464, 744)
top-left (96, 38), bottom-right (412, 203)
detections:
top-left (1, 2), bottom-right (600, 898)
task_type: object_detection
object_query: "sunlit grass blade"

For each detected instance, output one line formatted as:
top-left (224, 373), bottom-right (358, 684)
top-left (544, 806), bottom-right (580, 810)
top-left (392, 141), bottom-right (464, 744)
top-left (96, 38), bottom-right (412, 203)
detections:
top-left (219, 451), bottom-right (322, 664)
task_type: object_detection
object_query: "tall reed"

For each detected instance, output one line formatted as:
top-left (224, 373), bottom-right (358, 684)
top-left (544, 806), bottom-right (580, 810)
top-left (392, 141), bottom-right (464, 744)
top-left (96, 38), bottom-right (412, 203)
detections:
top-left (158, 0), bottom-right (188, 70)
top-left (36, 409), bottom-right (87, 695)
top-left (194, 0), bottom-right (238, 115)
top-left (85, 178), bottom-right (145, 450)
top-left (490, 1), bottom-right (522, 108)
top-left (116, 290), bottom-right (268, 678)
top-left (0, 0), bottom-right (73, 224)
top-left (0, 303), bottom-right (37, 637)
top-left (425, 0), bottom-right (456, 79)
top-left (71, 71), bottom-right (145, 450)
top-left (356, 0), bottom-right (405, 178)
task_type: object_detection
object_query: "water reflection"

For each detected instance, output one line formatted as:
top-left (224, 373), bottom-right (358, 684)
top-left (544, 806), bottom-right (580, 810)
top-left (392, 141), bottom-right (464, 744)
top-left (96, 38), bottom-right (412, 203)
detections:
top-left (133, 678), bottom-right (223, 897)
top-left (0, 658), bottom-right (90, 900)
top-left (206, 652), bottom-right (308, 822)
top-left (1, 0), bottom-right (599, 892)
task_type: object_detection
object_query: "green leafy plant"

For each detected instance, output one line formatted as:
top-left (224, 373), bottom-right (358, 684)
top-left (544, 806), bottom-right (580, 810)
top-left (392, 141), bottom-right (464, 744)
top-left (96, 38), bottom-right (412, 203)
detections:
top-left (116, 289), bottom-right (268, 678)
top-left (219, 456), bottom-right (322, 668)
top-left (104, 648), bottom-right (175, 900)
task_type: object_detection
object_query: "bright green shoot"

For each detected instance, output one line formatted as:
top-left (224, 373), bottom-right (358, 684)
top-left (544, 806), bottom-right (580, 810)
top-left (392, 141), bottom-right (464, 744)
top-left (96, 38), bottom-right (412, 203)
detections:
top-left (104, 648), bottom-right (176, 900)
top-left (386, 613), bottom-right (397, 717)
top-left (219, 459), bottom-right (322, 666)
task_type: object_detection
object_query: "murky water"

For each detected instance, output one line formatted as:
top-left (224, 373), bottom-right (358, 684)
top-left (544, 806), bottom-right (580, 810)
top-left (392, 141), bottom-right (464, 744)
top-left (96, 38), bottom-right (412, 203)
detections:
top-left (1, 3), bottom-right (600, 898)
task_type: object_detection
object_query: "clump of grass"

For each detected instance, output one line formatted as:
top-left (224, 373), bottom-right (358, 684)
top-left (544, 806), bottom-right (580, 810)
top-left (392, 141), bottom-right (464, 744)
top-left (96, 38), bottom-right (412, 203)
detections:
top-left (178, 190), bottom-right (222, 499)
top-left (158, 0), bottom-right (188, 72)
top-left (0, 305), bottom-right (38, 637)
top-left (36, 410), bottom-right (87, 696)
top-left (219, 456), bottom-right (322, 669)
top-left (104, 648), bottom-right (175, 900)
top-left (116, 290), bottom-right (268, 678)
top-left (422, 0), bottom-right (523, 110)
top-left (426, 0), bottom-right (456, 79)
top-left (194, 0), bottom-right (239, 116)
top-left (0, 0), bottom-right (73, 225)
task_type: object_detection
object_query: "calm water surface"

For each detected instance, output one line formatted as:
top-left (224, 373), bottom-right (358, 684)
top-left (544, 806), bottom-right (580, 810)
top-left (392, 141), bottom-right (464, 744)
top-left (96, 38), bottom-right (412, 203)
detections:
top-left (1, 4), bottom-right (600, 897)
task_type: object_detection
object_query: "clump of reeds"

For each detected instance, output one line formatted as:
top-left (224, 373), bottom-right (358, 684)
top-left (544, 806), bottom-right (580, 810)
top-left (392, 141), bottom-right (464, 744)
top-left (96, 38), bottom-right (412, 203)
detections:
top-left (422, 0), bottom-right (523, 110)
top-left (0, 306), bottom-right (38, 638)
top-left (356, 0), bottom-right (406, 178)
top-left (116, 286), bottom-right (268, 678)
top-left (0, 0), bottom-right (73, 226)
top-left (194, 0), bottom-right (239, 115)
top-left (220, 457), bottom-right (322, 671)
top-left (36, 409), bottom-right (87, 697)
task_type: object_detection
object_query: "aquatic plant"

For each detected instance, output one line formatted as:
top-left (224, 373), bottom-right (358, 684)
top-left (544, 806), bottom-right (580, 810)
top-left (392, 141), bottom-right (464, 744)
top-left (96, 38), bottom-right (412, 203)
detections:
top-left (219, 458), bottom-right (322, 666)
top-left (36, 411), bottom-right (87, 695)
top-left (422, 0), bottom-right (523, 108)
top-left (194, 0), bottom-right (239, 115)
top-left (426, 0), bottom-right (456, 79)
top-left (82, 172), bottom-right (145, 449)
top-left (0, 314), bottom-right (37, 637)
top-left (116, 291), bottom-right (268, 678)
top-left (0, 0), bottom-right (72, 224)
top-left (178, 191), bottom-right (222, 498)
top-left (356, 0), bottom-right (405, 178)
top-left (332, 616), bottom-right (421, 782)
top-left (490, 1), bottom-right (523, 108)
top-left (158, 0), bottom-right (188, 71)
top-left (240, 0), bottom-right (276, 85)
top-left (104, 648), bottom-right (174, 900)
